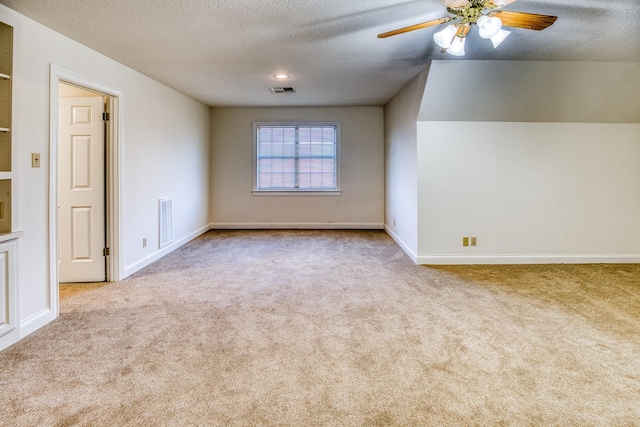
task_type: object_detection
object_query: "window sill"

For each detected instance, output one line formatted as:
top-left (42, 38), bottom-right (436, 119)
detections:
top-left (251, 190), bottom-right (342, 197)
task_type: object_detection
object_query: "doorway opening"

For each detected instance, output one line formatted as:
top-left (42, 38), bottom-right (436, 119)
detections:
top-left (49, 66), bottom-right (123, 318)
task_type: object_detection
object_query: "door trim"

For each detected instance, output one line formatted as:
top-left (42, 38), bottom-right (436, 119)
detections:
top-left (49, 65), bottom-right (124, 318)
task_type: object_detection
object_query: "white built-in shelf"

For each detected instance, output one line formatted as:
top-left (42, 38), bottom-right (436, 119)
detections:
top-left (0, 127), bottom-right (9, 132)
top-left (0, 73), bottom-right (9, 80)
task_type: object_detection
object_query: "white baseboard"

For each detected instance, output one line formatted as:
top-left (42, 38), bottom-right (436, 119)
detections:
top-left (384, 226), bottom-right (418, 263)
top-left (20, 308), bottom-right (54, 338)
top-left (123, 224), bottom-right (211, 278)
top-left (383, 225), bottom-right (640, 265)
top-left (210, 223), bottom-right (384, 230)
top-left (417, 254), bottom-right (640, 265)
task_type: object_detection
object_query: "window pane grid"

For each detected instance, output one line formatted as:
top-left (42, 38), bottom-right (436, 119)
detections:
top-left (257, 124), bottom-right (337, 191)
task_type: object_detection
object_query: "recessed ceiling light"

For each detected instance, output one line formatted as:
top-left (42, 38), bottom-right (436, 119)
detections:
top-left (273, 74), bottom-right (290, 80)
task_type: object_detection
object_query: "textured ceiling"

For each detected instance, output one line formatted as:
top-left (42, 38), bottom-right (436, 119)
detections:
top-left (1, 0), bottom-right (639, 107)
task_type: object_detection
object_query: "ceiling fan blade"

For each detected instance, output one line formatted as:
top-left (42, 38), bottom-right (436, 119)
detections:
top-left (489, 10), bottom-right (558, 31)
top-left (439, 0), bottom-right (471, 8)
top-left (377, 17), bottom-right (454, 38)
top-left (487, 0), bottom-right (518, 8)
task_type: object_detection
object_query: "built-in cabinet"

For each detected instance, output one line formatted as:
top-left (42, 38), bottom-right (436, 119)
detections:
top-left (0, 20), bottom-right (20, 351)
top-left (0, 21), bottom-right (11, 234)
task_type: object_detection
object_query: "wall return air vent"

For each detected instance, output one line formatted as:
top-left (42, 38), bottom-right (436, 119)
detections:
top-left (270, 86), bottom-right (295, 94)
top-left (159, 197), bottom-right (173, 249)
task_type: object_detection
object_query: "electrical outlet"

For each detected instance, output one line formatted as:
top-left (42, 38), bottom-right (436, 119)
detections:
top-left (470, 237), bottom-right (477, 247)
top-left (32, 153), bottom-right (41, 168)
top-left (463, 237), bottom-right (469, 247)
top-left (142, 237), bottom-right (147, 248)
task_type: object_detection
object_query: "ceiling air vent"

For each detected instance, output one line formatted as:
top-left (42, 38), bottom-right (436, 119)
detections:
top-left (270, 86), bottom-right (296, 94)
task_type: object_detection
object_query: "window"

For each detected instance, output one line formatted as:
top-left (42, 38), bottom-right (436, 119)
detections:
top-left (253, 122), bottom-right (340, 194)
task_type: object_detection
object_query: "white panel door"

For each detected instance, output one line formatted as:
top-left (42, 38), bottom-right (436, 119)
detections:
top-left (58, 96), bottom-right (105, 283)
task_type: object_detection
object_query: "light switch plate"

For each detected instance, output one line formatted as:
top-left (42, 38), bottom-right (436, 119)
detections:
top-left (32, 153), bottom-right (41, 168)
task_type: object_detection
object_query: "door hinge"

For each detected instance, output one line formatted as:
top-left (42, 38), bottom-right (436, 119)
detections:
top-left (103, 247), bottom-right (110, 257)
top-left (103, 112), bottom-right (110, 121)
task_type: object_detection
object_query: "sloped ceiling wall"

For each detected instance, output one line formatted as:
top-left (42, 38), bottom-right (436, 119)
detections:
top-left (419, 61), bottom-right (640, 123)
top-left (413, 60), bottom-right (640, 264)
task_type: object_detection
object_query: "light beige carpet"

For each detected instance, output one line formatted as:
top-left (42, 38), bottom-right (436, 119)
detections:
top-left (1, 230), bottom-right (639, 426)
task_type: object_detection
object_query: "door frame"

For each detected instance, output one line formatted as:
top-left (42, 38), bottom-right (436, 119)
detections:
top-left (49, 65), bottom-right (123, 318)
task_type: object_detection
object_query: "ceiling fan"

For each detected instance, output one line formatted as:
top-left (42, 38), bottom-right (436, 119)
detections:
top-left (378, 0), bottom-right (557, 56)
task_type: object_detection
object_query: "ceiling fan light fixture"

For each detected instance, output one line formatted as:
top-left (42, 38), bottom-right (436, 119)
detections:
top-left (477, 15), bottom-right (502, 39)
top-left (377, 0), bottom-right (558, 58)
top-left (490, 29), bottom-right (511, 47)
top-left (433, 25), bottom-right (457, 49)
top-left (447, 37), bottom-right (466, 56)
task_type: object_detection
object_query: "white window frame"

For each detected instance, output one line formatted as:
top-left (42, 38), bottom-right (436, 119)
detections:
top-left (252, 122), bottom-right (341, 196)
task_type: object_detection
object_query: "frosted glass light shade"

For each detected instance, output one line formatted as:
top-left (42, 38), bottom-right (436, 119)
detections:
top-left (433, 25), bottom-right (458, 49)
top-left (490, 29), bottom-right (511, 47)
top-left (447, 37), bottom-right (466, 56)
top-left (478, 15), bottom-right (502, 39)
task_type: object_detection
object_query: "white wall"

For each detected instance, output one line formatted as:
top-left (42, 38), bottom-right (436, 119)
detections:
top-left (121, 78), bottom-right (210, 273)
top-left (210, 107), bottom-right (383, 228)
top-left (383, 67), bottom-right (429, 259)
top-left (414, 60), bottom-right (640, 263)
top-left (417, 122), bottom-right (640, 263)
top-left (382, 60), bottom-right (640, 264)
top-left (0, 5), bottom-right (210, 347)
